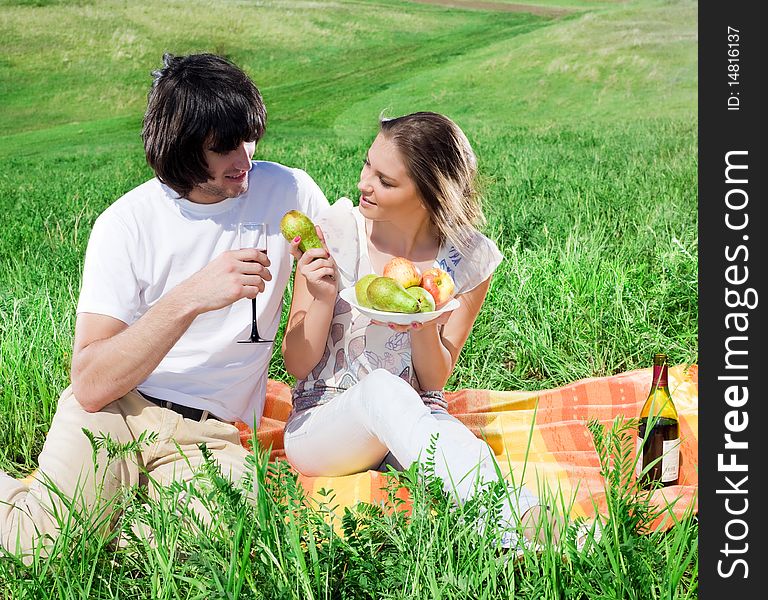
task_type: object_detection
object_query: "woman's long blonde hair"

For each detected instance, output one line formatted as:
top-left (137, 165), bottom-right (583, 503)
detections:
top-left (379, 112), bottom-right (485, 254)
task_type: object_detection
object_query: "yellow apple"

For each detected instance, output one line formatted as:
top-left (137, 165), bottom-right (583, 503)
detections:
top-left (383, 257), bottom-right (421, 288)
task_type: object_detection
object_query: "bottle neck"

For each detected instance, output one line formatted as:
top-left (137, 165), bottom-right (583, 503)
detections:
top-left (652, 364), bottom-right (669, 388)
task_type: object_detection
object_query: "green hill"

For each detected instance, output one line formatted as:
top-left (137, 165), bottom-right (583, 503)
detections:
top-left (0, 0), bottom-right (697, 466)
top-left (0, 0), bottom-right (695, 153)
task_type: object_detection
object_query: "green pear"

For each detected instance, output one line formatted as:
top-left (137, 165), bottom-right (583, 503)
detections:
top-left (280, 210), bottom-right (323, 252)
top-left (406, 286), bottom-right (436, 312)
top-left (354, 274), bottom-right (379, 308)
top-left (366, 277), bottom-right (419, 314)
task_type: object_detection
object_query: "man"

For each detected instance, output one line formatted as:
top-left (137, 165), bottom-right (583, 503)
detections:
top-left (0, 53), bottom-right (329, 555)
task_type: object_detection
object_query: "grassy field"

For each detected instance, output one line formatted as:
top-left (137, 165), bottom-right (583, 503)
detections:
top-left (0, 0), bottom-right (697, 597)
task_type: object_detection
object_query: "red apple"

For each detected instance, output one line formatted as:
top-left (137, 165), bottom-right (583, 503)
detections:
top-left (383, 257), bottom-right (421, 288)
top-left (420, 268), bottom-right (455, 307)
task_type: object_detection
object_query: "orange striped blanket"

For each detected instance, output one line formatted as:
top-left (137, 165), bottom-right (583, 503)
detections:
top-left (238, 365), bottom-right (698, 524)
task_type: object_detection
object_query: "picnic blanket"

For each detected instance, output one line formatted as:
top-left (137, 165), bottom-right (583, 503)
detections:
top-left (239, 365), bottom-right (698, 524)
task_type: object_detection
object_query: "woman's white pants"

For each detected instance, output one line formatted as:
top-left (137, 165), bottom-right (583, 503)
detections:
top-left (284, 369), bottom-right (537, 519)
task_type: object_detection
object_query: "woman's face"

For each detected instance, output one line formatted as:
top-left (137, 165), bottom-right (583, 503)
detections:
top-left (357, 133), bottom-right (425, 222)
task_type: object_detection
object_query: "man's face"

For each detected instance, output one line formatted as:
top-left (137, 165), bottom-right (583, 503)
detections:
top-left (188, 140), bottom-right (256, 204)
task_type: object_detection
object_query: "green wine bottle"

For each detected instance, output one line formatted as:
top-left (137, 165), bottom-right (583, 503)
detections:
top-left (636, 353), bottom-right (681, 488)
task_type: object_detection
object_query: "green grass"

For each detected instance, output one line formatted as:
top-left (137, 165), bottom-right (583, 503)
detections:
top-left (0, 420), bottom-right (697, 599)
top-left (0, 0), bottom-right (697, 596)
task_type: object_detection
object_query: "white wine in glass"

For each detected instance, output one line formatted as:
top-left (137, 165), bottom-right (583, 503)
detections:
top-left (238, 222), bottom-right (272, 343)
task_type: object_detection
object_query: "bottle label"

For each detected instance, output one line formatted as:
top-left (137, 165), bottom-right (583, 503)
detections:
top-left (635, 436), bottom-right (681, 482)
top-left (661, 438), bottom-right (681, 482)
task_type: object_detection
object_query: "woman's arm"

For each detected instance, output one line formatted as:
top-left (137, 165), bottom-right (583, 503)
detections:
top-left (281, 232), bottom-right (338, 380)
top-left (409, 275), bottom-right (493, 391)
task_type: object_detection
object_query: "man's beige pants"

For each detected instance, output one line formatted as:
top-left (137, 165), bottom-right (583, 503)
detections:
top-left (0, 386), bottom-right (252, 556)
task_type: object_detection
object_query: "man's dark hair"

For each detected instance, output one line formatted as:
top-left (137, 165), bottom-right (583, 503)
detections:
top-left (142, 53), bottom-right (267, 197)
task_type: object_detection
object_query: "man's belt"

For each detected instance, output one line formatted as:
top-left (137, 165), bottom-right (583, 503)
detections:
top-left (140, 392), bottom-right (221, 422)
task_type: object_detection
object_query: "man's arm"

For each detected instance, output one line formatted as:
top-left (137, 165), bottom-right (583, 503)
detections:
top-left (71, 247), bottom-right (270, 412)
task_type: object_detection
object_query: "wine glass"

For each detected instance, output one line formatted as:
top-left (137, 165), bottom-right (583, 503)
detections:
top-left (238, 222), bottom-right (272, 343)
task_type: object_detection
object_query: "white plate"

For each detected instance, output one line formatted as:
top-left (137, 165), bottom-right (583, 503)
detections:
top-left (339, 287), bottom-right (460, 325)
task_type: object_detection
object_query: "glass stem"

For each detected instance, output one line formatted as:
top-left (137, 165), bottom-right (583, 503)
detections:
top-left (250, 297), bottom-right (259, 338)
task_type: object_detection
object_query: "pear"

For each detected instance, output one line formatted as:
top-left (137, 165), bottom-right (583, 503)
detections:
top-left (366, 277), bottom-right (419, 314)
top-left (406, 286), bottom-right (436, 313)
top-left (354, 274), bottom-right (379, 308)
top-left (280, 210), bottom-right (323, 252)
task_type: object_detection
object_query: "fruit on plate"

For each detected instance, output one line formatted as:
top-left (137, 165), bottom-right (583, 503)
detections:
top-left (420, 267), bottom-right (455, 307)
top-left (354, 274), bottom-right (378, 308)
top-left (366, 277), bottom-right (419, 313)
top-left (383, 257), bottom-right (421, 288)
top-left (280, 210), bottom-right (323, 252)
top-left (405, 286), bottom-right (436, 312)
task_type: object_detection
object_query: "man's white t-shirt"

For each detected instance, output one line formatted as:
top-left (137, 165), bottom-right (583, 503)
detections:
top-left (77, 161), bottom-right (329, 427)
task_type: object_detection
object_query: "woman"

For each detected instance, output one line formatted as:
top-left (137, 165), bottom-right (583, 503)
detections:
top-left (281, 112), bottom-right (545, 547)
